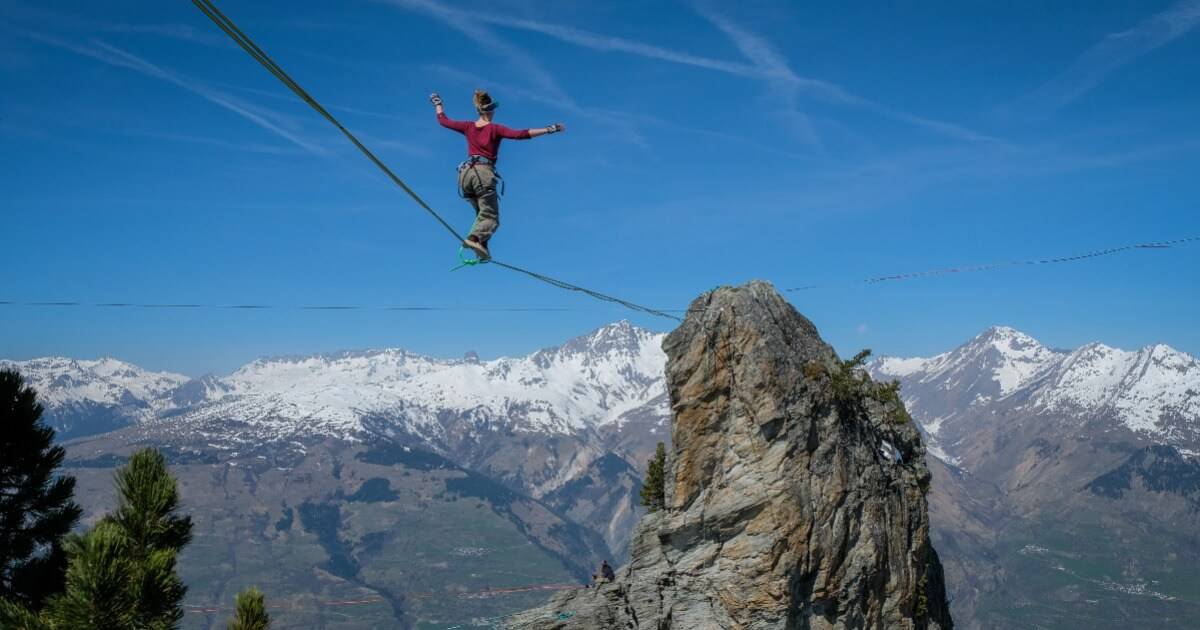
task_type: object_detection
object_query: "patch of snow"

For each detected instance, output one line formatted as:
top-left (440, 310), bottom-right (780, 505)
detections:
top-left (874, 356), bottom-right (930, 378)
top-left (925, 442), bottom-right (960, 466)
top-left (879, 440), bottom-right (902, 463)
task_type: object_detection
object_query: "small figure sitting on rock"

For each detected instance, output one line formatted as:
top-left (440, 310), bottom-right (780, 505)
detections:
top-left (590, 560), bottom-right (616, 586)
top-left (600, 560), bottom-right (615, 583)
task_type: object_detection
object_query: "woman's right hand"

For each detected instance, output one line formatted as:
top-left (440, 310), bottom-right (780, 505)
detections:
top-left (430, 93), bottom-right (443, 107)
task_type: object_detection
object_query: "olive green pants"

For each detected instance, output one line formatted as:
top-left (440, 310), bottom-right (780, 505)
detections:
top-left (458, 164), bottom-right (499, 243)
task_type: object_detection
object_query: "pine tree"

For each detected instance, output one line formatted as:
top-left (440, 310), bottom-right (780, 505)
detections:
top-left (0, 447), bottom-right (194, 629)
top-left (107, 448), bottom-right (193, 629)
top-left (639, 442), bottom-right (667, 512)
top-left (227, 587), bottom-right (270, 630)
top-left (0, 368), bottom-right (82, 608)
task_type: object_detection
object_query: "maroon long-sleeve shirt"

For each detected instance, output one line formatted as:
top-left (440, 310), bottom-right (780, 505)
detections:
top-left (437, 112), bottom-right (531, 162)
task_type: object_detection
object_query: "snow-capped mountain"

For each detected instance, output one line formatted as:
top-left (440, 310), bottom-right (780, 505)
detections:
top-left (872, 326), bottom-right (1200, 461)
top-left (177, 320), bottom-right (666, 440)
top-left (4, 322), bottom-right (668, 443)
top-left (0, 357), bottom-right (188, 439)
top-left (874, 326), bottom-right (1064, 397)
top-left (1030, 342), bottom-right (1200, 438)
top-left (2, 356), bottom-right (188, 409)
top-left (12, 323), bottom-right (1194, 458)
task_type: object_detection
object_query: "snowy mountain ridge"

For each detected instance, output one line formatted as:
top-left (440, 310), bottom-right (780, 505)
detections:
top-left (1030, 341), bottom-right (1200, 435)
top-left (191, 320), bottom-right (666, 437)
top-left (0, 356), bottom-right (188, 415)
top-left (874, 326), bottom-right (1065, 397)
top-left (5, 321), bottom-right (668, 441)
top-left (6, 324), bottom-right (1196, 451)
top-left (872, 326), bottom-right (1200, 456)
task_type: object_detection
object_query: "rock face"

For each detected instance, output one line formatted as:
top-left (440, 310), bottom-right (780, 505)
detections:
top-left (507, 281), bottom-right (952, 629)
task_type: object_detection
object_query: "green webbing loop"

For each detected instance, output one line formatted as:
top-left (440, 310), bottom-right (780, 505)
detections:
top-left (450, 245), bottom-right (489, 272)
top-left (449, 215), bottom-right (489, 271)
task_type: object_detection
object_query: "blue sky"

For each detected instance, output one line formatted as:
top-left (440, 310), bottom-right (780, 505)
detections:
top-left (2, 0), bottom-right (1199, 376)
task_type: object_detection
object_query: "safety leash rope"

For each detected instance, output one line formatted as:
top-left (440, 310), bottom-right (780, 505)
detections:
top-left (191, 0), bottom-right (680, 322)
top-left (785, 235), bottom-right (1200, 292)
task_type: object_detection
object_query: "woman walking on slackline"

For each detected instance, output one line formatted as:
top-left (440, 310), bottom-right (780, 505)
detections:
top-left (431, 89), bottom-right (565, 260)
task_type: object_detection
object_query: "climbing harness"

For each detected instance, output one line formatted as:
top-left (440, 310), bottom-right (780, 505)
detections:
top-left (457, 155), bottom-right (506, 198)
top-left (190, 0), bottom-right (681, 322)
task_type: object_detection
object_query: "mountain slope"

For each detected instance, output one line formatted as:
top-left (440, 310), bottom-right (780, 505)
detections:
top-left (63, 432), bottom-right (605, 630)
top-left (872, 327), bottom-right (1200, 628)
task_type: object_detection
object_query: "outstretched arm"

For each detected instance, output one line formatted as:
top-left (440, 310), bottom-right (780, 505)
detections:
top-left (431, 92), bottom-right (469, 132)
top-left (528, 123), bottom-right (565, 139)
top-left (495, 123), bottom-right (565, 140)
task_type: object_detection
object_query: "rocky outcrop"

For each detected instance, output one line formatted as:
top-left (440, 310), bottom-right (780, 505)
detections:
top-left (507, 281), bottom-right (952, 629)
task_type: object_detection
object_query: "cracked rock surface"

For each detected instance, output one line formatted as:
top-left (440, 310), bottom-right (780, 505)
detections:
top-left (506, 281), bottom-right (952, 629)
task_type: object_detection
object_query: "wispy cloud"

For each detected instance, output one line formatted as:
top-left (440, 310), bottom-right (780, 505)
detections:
top-left (1010, 0), bottom-right (1200, 116)
top-left (355, 132), bottom-right (431, 157)
top-left (690, 3), bottom-right (824, 147)
top-left (21, 31), bottom-right (325, 154)
top-left (212, 79), bottom-right (413, 124)
top-left (1, 0), bottom-right (235, 49)
top-left (110, 129), bottom-right (307, 156)
top-left (426, 1), bottom-right (1000, 145)
top-left (692, 3), bottom-right (1002, 145)
top-left (380, 0), bottom-right (571, 105)
top-left (93, 22), bottom-right (237, 50)
top-left (453, 12), bottom-right (765, 78)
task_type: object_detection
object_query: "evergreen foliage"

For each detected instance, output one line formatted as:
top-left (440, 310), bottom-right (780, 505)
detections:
top-left (639, 442), bottom-right (667, 512)
top-left (107, 448), bottom-right (193, 629)
top-left (0, 448), bottom-right (193, 629)
top-left (0, 597), bottom-right (51, 630)
top-left (915, 571), bottom-right (930, 620)
top-left (825, 350), bottom-right (912, 425)
top-left (46, 522), bottom-right (139, 630)
top-left (0, 368), bottom-right (82, 608)
top-left (227, 587), bottom-right (270, 630)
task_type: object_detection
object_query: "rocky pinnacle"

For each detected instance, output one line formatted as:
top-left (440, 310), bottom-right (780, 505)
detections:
top-left (507, 281), bottom-right (952, 629)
